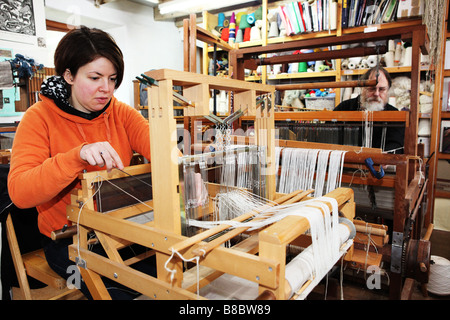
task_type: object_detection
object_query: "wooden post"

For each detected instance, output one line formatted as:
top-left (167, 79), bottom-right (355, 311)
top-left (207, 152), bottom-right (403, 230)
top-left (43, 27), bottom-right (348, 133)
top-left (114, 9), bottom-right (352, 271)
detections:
top-left (148, 80), bottom-right (183, 285)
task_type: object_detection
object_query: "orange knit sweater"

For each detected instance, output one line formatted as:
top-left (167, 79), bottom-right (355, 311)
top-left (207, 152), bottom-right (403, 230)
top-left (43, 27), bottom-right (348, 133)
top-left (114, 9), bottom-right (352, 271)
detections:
top-left (8, 94), bottom-right (151, 237)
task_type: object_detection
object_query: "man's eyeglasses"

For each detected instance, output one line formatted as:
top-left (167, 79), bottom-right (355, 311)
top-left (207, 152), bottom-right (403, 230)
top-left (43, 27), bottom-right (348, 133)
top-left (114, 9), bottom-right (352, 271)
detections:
top-left (366, 86), bottom-right (388, 94)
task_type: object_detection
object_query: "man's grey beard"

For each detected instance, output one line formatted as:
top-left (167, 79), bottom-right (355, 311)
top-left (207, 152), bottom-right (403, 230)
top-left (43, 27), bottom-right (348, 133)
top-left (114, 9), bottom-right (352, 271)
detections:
top-left (361, 97), bottom-right (385, 111)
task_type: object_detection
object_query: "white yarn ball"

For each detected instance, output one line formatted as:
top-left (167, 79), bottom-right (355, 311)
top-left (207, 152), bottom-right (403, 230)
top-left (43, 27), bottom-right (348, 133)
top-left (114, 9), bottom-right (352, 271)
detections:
top-left (428, 255), bottom-right (450, 296)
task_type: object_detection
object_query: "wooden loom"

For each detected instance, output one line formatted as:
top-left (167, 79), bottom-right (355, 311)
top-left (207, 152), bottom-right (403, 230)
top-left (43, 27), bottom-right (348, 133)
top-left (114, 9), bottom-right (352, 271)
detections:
top-left (66, 69), bottom-right (358, 300)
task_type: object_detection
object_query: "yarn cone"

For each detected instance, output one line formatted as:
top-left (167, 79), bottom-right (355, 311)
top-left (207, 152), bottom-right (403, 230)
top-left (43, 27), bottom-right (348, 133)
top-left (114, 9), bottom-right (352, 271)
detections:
top-left (218, 13), bottom-right (225, 27)
top-left (243, 27), bottom-right (251, 42)
top-left (221, 27), bottom-right (229, 42)
top-left (239, 14), bottom-right (251, 29)
top-left (229, 12), bottom-right (236, 44)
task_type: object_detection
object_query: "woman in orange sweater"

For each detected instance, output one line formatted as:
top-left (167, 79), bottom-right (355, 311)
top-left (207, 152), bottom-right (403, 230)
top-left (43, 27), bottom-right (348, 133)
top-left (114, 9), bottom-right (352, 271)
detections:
top-left (8, 26), bottom-right (153, 299)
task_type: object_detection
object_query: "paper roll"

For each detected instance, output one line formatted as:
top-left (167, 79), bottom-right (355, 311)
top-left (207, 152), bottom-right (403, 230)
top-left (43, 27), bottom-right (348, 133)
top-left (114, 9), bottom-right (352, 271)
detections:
top-left (367, 55), bottom-right (377, 68)
top-left (341, 59), bottom-right (349, 70)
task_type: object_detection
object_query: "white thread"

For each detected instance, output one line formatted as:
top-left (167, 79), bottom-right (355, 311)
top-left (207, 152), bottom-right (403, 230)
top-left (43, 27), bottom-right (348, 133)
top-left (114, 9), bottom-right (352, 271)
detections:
top-left (164, 248), bottom-right (201, 299)
top-left (75, 173), bottom-right (154, 266)
top-left (276, 148), bottom-right (346, 198)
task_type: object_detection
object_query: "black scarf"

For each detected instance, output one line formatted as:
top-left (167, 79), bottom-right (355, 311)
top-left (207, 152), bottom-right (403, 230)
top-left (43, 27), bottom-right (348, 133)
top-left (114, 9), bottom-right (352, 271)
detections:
top-left (40, 75), bottom-right (109, 120)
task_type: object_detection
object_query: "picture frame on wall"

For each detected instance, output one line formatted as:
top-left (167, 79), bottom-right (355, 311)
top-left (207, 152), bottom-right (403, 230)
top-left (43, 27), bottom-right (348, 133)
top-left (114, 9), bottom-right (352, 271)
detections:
top-left (0, 0), bottom-right (42, 45)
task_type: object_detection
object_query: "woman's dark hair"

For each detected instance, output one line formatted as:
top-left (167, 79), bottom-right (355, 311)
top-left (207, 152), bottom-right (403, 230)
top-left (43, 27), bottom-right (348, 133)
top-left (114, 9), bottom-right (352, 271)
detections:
top-left (361, 66), bottom-right (392, 88)
top-left (54, 26), bottom-right (124, 88)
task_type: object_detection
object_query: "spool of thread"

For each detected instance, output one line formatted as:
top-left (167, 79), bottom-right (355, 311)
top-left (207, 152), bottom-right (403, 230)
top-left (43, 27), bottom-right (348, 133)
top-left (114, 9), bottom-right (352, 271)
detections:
top-left (394, 42), bottom-right (402, 65)
top-left (236, 12), bottom-right (245, 26)
top-left (314, 60), bottom-right (324, 72)
top-left (239, 14), bottom-right (251, 29)
top-left (388, 39), bottom-right (395, 52)
top-left (402, 46), bottom-right (412, 67)
top-left (218, 13), bottom-right (225, 27)
top-left (247, 12), bottom-right (255, 25)
top-left (318, 64), bottom-right (329, 72)
top-left (243, 28), bottom-right (251, 42)
top-left (273, 64), bottom-right (281, 75)
top-left (298, 62), bottom-right (307, 72)
top-left (384, 51), bottom-right (395, 67)
top-left (267, 11), bottom-right (277, 23)
top-left (268, 21), bottom-right (279, 37)
top-left (288, 62), bottom-right (299, 73)
top-left (250, 25), bottom-right (261, 41)
top-left (235, 28), bottom-right (243, 43)
top-left (254, 6), bottom-right (263, 20)
top-left (427, 256), bottom-right (450, 296)
top-left (228, 12), bottom-right (236, 44)
top-left (221, 28), bottom-right (229, 42)
top-left (223, 19), bottom-right (229, 28)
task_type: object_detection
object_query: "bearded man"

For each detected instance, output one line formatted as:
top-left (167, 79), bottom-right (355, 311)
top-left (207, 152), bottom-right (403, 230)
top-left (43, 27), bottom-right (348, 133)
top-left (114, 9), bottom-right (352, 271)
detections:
top-left (334, 67), bottom-right (404, 153)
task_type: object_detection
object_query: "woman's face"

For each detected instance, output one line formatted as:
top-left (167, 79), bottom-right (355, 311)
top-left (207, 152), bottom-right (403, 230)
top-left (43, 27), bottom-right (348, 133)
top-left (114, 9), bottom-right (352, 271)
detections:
top-left (64, 56), bottom-right (117, 113)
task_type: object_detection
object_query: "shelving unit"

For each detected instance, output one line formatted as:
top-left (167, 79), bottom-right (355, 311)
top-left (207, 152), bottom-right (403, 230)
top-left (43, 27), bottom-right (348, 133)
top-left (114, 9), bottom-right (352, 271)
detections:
top-left (197, 1), bottom-right (450, 222)
top-left (428, 3), bottom-right (450, 225)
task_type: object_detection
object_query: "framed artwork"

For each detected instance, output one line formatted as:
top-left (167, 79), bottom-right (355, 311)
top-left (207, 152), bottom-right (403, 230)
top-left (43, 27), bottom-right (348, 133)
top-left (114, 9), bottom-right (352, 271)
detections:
top-left (0, 0), bottom-right (41, 45)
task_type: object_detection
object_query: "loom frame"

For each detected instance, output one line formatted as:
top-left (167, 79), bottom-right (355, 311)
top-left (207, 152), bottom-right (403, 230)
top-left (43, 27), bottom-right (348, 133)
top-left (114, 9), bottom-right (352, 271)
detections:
top-left (66, 70), bottom-right (357, 300)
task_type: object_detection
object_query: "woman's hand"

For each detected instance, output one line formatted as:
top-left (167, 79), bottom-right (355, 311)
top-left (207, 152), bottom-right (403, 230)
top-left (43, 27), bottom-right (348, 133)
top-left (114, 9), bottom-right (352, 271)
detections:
top-left (80, 141), bottom-right (124, 171)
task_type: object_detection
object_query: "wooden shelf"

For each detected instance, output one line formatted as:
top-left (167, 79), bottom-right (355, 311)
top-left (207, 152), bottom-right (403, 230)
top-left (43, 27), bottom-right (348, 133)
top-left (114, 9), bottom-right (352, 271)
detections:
top-left (438, 152), bottom-right (450, 160)
top-left (441, 112), bottom-right (450, 119)
top-left (435, 189), bottom-right (450, 199)
top-left (241, 110), bottom-right (409, 123)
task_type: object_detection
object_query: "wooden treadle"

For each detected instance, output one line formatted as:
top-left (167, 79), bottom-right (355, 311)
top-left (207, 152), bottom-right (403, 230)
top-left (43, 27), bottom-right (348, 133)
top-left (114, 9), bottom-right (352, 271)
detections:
top-left (22, 249), bottom-right (67, 290)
